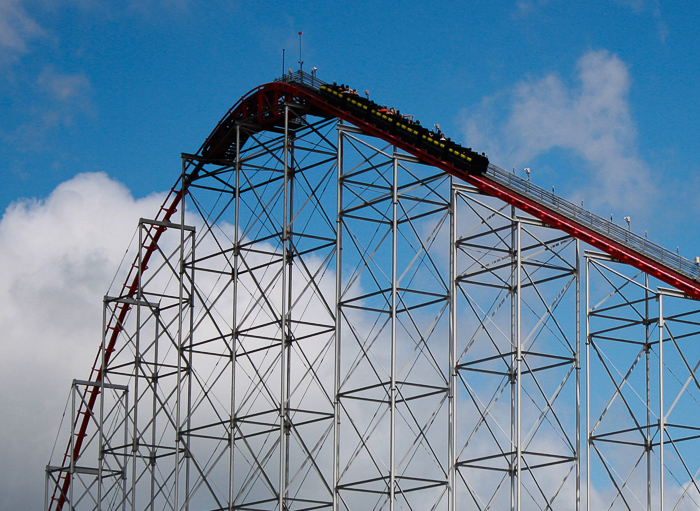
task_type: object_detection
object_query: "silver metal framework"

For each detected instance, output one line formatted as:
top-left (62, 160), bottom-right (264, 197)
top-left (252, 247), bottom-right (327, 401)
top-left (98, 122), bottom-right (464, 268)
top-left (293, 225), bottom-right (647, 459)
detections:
top-left (45, 103), bottom-right (700, 511)
top-left (586, 252), bottom-right (700, 511)
top-left (452, 184), bottom-right (580, 511)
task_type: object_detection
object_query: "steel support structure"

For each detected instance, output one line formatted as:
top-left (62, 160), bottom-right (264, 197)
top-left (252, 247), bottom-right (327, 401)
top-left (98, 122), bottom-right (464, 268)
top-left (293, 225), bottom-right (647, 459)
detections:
top-left (451, 183), bottom-right (580, 510)
top-left (45, 379), bottom-right (128, 511)
top-left (175, 105), bottom-right (339, 510)
top-left (334, 123), bottom-right (452, 510)
top-left (586, 252), bottom-right (700, 510)
top-left (46, 205), bottom-right (196, 511)
top-left (45, 77), bottom-right (700, 511)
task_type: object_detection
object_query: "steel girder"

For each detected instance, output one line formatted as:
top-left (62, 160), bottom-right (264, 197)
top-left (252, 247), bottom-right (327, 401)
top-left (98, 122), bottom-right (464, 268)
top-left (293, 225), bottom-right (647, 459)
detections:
top-left (586, 253), bottom-right (700, 511)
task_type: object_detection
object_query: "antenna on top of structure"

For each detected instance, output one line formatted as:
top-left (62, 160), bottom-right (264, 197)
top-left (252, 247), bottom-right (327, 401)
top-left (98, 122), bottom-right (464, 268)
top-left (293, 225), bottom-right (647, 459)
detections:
top-left (298, 31), bottom-right (303, 73)
top-left (282, 48), bottom-right (285, 78)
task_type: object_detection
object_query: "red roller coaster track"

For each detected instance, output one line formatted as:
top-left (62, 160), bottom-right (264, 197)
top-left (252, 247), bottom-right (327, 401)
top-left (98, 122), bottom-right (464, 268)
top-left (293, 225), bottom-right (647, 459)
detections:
top-left (48, 71), bottom-right (700, 511)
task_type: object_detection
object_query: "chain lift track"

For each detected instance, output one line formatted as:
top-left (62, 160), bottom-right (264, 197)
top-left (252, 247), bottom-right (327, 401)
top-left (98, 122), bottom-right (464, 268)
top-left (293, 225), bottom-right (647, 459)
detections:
top-left (47, 70), bottom-right (700, 511)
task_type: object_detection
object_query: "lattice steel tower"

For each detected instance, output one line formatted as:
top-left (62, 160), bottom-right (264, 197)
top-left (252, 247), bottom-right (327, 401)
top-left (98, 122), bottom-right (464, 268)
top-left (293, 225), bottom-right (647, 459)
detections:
top-left (46, 72), bottom-right (700, 511)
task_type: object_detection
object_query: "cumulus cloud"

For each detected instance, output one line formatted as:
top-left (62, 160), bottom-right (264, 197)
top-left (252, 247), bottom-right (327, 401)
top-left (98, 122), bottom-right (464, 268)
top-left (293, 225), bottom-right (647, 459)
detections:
top-left (462, 50), bottom-right (656, 217)
top-left (0, 173), bottom-right (165, 511)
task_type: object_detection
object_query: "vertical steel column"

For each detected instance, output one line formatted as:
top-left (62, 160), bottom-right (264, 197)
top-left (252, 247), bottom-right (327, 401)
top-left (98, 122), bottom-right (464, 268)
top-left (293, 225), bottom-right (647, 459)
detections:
top-left (184, 168), bottom-right (194, 511)
top-left (149, 308), bottom-right (159, 511)
top-left (516, 220), bottom-right (523, 511)
top-left (333, 120), bottom-right (344, 511)
top-left (279, 106), bottom-right (289, 511)
top-left (121, 386), bottom-right (128, 511)
top-left (175, 157), bottom-right (196, 511)
top-left (228, 122), bottom-right (241, 511)
top-left (389, 147), bottom-right (398, 511)
top-left (70, 381), bottom-right (76, 509)
top-left (658, 293), bottom-right (665, 510)
top-left (131, 261), bottom-right (140, 511)
top-left (278, 104), bottom-right (295, 511)
top-left (585, 258), bottom-right (590, 511)
top-left (575, 239), bottom-right (581, 511)
top-left (510, 206), bottom-right (517, 511)
top-left (645, 274), bottom-right (651, 511)
top-left (98, 296), bottom-right (106, 511)
top-left (134, 213), bottom-right (145, 511)
top-left (174, 162), bottom-right (184, 511)
top-left (448, 178), bottom-right (456, 511)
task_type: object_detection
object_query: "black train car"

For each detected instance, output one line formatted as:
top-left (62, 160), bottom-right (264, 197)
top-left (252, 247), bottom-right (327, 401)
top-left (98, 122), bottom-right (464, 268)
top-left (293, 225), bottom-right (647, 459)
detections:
top-left (318, 84), bottom-right (488, 175)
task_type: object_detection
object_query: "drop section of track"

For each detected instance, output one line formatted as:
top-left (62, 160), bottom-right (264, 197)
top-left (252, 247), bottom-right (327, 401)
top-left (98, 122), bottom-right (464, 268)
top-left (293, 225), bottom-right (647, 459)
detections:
top-left (202, 69), bottom-right (700, 300)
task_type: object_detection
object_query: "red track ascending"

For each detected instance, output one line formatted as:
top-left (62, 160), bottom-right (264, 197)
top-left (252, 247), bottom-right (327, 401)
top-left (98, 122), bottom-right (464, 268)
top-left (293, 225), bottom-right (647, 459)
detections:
top-left (49, 72), bottom-right (700, 511)
top-left (50, 186), bottom-right (184, 511)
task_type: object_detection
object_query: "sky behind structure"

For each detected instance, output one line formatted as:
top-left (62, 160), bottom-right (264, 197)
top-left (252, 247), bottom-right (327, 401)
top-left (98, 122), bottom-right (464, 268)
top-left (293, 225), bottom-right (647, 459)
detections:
top-left (1, 0), bottom-right (700, 509)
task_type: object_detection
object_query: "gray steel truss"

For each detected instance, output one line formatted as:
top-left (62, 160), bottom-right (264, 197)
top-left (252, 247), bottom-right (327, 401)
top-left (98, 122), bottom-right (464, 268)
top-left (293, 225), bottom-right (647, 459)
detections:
top-left (452, 184), bottom-right (580, 511)
top-left (586, 252), bottom-right (700, 511)
top-left (45, 104), bottom-right (700, 511)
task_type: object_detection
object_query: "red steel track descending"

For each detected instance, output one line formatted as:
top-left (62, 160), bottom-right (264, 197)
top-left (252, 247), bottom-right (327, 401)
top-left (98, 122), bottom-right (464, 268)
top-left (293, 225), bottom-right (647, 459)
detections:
top-left (49, 72), bottom-right (700, 511)
top-left (203, 73), bottom-right (700, 300)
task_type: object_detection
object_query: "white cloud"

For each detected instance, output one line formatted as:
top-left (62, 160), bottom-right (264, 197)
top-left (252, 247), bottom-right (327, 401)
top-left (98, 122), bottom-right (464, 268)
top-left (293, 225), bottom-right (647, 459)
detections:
top-left (37, 66), bottom-right (92, 102)
top-left (615, 0), bottom-right (669, 42)
top-left (615, 0), bottom-right (646, 11)
top-left (35, 66), bottom-right (95, 127)
top-left (0, 173), bottom-right (165, 511)
top-left (462, 50), bottom-right (656, 217)
top-left (8, 66), bottom-right (95, 147)
top-left (0, 0), bottom-right (43, 60)
top-left (514, 0), bottom-right (554, 16)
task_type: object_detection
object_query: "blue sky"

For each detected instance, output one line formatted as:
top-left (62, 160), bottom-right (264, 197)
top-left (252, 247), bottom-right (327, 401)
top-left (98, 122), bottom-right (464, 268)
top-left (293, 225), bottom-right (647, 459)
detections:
top-left (1, 0), bottom-right (700, 509)
top-left (2, 0), bottom-right (700, 242)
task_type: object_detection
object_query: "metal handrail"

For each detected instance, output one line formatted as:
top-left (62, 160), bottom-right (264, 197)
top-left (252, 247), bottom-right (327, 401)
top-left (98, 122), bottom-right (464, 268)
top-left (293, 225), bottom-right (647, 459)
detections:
top-left (486, 164), bottom-right (700, 280)
top-left (276, 69), bottom-right (325, 90)
top-left (281, 71), bottom-right (700, 282)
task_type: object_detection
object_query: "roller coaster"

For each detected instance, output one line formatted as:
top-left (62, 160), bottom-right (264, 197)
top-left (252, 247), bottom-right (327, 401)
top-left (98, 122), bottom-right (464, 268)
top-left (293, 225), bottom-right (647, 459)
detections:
top-left (46, 70), bottom-right (700, 511)
top-left (202, 71), bottom-right (700, 299)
